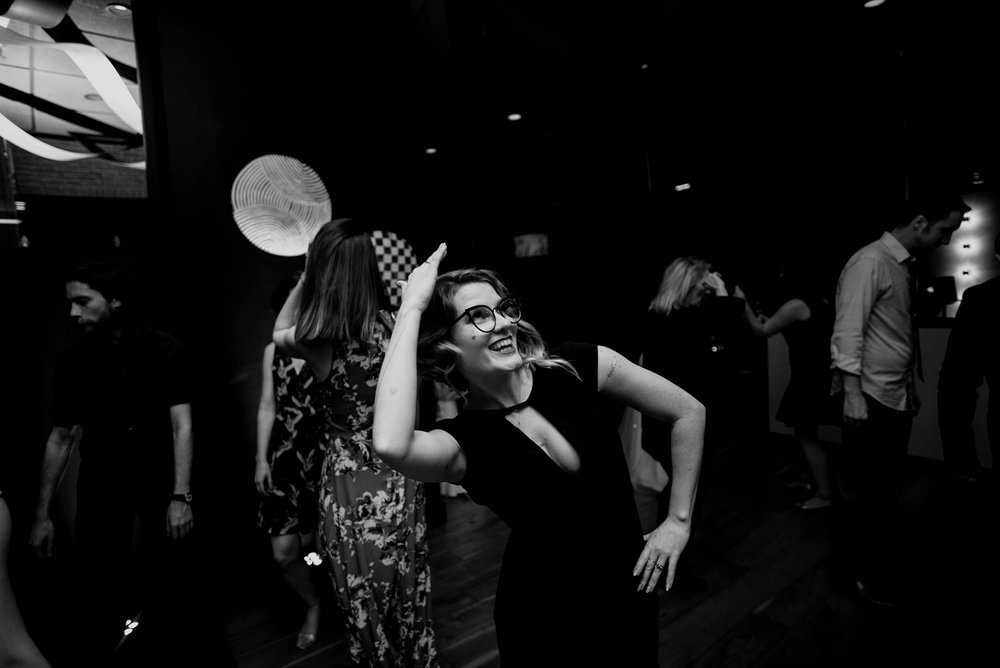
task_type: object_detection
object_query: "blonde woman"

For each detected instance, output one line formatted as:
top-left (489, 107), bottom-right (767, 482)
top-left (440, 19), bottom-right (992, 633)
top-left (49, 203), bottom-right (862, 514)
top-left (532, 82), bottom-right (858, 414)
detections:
top-left (640, 256), bottom-right (747, 465)
top-left (373, 245), bottom-right (705, 667)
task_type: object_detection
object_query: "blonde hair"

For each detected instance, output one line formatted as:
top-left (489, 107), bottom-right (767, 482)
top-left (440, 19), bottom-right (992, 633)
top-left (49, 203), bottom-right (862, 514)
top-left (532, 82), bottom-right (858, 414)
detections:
top-left (648, 256), bottom-right (714, 315)
top-left (417, 268), bottom-right (579, 395)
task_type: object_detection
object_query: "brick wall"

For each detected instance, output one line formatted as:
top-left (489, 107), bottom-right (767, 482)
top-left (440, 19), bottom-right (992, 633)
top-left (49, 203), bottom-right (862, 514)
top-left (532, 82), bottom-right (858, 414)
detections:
top-left (10, 139), bottom-right (147, 199)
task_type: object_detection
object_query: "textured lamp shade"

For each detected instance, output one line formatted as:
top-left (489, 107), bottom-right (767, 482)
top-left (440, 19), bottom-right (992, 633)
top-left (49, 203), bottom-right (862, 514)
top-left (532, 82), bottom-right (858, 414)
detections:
top-left (230, 155), bottom-right (331, 257)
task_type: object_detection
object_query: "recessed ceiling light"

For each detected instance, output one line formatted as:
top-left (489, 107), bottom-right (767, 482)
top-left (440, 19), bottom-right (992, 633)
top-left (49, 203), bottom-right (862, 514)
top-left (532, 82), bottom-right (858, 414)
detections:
top-left (106, 3), bottom-right (132, 17)
top-left (84, 93), bottom-right (103, 101)
top-left (424, 147), bottom-right (437, 154)
top-left (507, 113), bottom-right (522, 121)
top-left (862, 0), bottom-right (885, 8)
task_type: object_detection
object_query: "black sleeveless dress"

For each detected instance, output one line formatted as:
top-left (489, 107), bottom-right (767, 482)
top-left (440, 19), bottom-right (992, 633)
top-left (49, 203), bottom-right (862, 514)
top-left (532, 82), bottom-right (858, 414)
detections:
top-left (775, 296), bottom-right (840, 429)
top-left (434, 342), bottom-right (659, 667)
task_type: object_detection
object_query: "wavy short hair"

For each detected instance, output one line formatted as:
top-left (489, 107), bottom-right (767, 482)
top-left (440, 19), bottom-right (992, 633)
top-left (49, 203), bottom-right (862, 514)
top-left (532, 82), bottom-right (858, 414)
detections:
top-left (648, 256), bottom-right (714, 315)
top-left (416, 268), bottom-right (578, 394)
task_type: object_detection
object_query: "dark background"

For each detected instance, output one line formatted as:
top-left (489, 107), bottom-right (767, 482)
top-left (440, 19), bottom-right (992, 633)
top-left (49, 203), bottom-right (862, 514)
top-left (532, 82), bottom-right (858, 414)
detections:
top-left (3, 0), bottom-right (997, 648)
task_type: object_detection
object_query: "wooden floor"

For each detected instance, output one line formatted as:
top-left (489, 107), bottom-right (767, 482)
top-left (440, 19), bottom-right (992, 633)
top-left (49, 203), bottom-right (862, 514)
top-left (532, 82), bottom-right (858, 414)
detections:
top-left (224, 434), bottom-right (997, 667)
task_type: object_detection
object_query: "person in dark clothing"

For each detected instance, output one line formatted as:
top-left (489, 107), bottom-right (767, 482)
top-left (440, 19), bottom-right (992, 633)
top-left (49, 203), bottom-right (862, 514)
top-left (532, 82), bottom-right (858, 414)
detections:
top-left (372, 244), bottom-right (706, 667)
top-left (739, 262), bottom-right (841, 509)
top-left (27, 258), bottom-right (232, 666)
top-left (640, 256), bottom-right (749, 468)
top-left (938, 230), bottom-right (1000, 484)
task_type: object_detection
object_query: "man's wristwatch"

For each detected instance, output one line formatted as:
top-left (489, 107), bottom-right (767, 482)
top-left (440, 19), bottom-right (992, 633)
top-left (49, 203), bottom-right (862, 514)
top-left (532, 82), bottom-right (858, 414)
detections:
top-left (169, 492), bottom-right (193, 504)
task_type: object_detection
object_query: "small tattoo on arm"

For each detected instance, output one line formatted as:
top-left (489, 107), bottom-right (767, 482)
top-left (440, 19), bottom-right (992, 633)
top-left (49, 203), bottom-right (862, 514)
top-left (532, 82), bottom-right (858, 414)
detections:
top-left (606, 355), bottom-right (619, 380)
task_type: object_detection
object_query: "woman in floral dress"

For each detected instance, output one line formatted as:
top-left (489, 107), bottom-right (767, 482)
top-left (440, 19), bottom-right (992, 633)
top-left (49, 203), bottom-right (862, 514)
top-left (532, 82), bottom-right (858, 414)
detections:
top-left (256, 272), bottom-right (325, 650)
top-left (273, 218), bottom-right (437, 667)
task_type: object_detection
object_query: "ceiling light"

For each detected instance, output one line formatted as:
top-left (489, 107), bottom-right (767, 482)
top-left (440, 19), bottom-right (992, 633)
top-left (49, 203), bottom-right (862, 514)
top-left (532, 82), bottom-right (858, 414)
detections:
top-left (424, 147), bottom-right (437, 154)
top-left (106, 3), bottom-right (132, 17)
top-left (506, 113), bottom-right (522, 121)
top-left (674, 183), bottom-right (691, 192)
top-left (862, 0), bottom-right (885, 8)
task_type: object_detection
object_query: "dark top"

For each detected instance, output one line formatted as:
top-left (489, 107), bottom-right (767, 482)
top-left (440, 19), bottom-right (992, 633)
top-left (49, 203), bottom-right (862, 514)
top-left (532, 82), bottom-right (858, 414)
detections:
top-left (50, 323), bottom-right (192, 483)
top-left (938, 276), bottom-right (1000, 461)
top-left (640, 296), bottom-right (747, 464)
top-left (775, 296), bottom-right (840, 429)
top-left (434, 342), bottom-right (658, 667)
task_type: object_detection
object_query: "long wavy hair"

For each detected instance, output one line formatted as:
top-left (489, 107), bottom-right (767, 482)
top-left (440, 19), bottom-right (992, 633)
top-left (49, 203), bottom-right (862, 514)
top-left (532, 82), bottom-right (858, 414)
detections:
top-left (416, 268), bottom-right (579, 394)
top-left (295, 218), bottom-right (389, 345)
top-left (648, 256), bottom-right (714, 315)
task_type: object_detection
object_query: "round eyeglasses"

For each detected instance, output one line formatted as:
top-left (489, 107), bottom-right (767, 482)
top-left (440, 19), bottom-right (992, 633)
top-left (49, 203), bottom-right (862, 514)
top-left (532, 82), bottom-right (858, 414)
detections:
top-left (451, 297), bottom-right (522, 333)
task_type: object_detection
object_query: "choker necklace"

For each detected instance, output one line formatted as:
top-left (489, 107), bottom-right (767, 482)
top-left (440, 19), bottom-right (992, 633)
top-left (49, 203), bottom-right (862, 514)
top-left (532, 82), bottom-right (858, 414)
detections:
top-left (498, 400), bottom-right (529, 415)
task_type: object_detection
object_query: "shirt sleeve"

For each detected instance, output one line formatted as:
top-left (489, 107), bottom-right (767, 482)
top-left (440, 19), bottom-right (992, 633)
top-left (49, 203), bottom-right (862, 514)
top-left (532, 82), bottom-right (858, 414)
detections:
top-left (830, 254), bottom-right (880, 375)
top-left (50, 347), bottom-right (82, 429)
top-left (161, 337), bottom-right (195, 408)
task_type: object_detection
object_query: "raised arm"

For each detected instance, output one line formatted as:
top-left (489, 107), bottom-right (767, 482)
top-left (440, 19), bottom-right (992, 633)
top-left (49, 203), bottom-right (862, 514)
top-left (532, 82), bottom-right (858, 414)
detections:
top-left (373, 243), bottom-right (465, 483)
top-left (273, 272), bottom-right (306, 358)
top-left (743, 297), bottom-right (811, 338)
top-left (596, 346), bottom-right (705, 592)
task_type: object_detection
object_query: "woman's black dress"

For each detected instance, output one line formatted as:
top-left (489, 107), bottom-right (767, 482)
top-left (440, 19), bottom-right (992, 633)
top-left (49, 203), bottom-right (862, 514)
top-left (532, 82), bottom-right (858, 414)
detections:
top-left (434, 342), bottom-right (659, 667)
top-left (775, 296), bottom-right (840, 429)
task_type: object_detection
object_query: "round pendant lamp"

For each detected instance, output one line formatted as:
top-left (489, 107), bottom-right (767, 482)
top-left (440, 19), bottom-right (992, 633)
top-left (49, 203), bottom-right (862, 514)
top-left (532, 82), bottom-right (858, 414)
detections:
top-left (230, 154), bottom-right (331, 257)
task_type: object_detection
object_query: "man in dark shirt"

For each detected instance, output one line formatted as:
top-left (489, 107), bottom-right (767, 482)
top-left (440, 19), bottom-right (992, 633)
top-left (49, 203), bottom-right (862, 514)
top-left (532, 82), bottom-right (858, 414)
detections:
top-left (28, 259), bottom-right (196, 664)
top-left (938, 231), bottom-right (1000, 484)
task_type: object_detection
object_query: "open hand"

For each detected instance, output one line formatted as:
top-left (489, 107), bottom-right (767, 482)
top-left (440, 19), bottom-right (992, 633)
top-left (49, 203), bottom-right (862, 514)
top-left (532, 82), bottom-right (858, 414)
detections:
top-left (397, 243), bottom-right (447, 314)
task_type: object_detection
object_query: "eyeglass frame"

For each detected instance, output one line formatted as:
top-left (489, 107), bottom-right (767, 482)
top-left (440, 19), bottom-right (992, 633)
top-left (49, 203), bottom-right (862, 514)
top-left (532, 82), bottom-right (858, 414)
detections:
top-left (450, 297), bottom-right (522, 332)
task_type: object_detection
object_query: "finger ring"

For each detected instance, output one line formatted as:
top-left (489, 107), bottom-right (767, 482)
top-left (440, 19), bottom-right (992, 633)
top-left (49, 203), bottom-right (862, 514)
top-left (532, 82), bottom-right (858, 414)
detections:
top-left (653, 563), bottom-right (663, 570)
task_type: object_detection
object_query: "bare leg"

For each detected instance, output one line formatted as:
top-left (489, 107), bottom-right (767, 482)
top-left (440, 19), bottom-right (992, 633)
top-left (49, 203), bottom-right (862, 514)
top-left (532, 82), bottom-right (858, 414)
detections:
top-left (795, 426), bottom-right (833, 509)
top-left (271, 533), bottom-right (321, 648)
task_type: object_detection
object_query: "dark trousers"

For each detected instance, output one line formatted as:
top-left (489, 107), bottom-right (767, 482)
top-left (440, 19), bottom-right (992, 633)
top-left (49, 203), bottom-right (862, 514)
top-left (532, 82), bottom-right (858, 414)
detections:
top-left (835, 394), bottom-right (913, 589)
top-left (72, 461), bottom-right (234, 667)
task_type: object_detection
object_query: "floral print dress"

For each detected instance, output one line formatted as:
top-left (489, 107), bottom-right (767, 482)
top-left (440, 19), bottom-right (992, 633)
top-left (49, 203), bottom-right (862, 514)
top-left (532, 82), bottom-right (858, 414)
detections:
top-left (257, 349), bottom-right (324, 535)
top-left (315, 314), bottom-right (437, 667)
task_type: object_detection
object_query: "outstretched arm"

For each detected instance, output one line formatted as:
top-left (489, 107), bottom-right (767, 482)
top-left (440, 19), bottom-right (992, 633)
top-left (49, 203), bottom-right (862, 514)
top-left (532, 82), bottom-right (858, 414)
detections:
top-left (740, 295), bottom-right (811, 338)
top-left (373, 243), bottom-right (465, 483)
top-left (597, 346), bottom-right (705, 593)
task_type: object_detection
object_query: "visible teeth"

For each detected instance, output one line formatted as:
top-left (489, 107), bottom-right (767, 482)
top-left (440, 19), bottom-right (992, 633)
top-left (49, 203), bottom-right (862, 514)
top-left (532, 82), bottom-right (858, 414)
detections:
top-left (490, 338), bottom-right (513, 351)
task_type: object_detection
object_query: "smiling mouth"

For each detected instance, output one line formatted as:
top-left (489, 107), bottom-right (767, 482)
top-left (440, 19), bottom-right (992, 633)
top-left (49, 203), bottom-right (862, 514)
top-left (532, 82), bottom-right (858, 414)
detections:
top-left (488, 336), bottom-right (515, 353)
